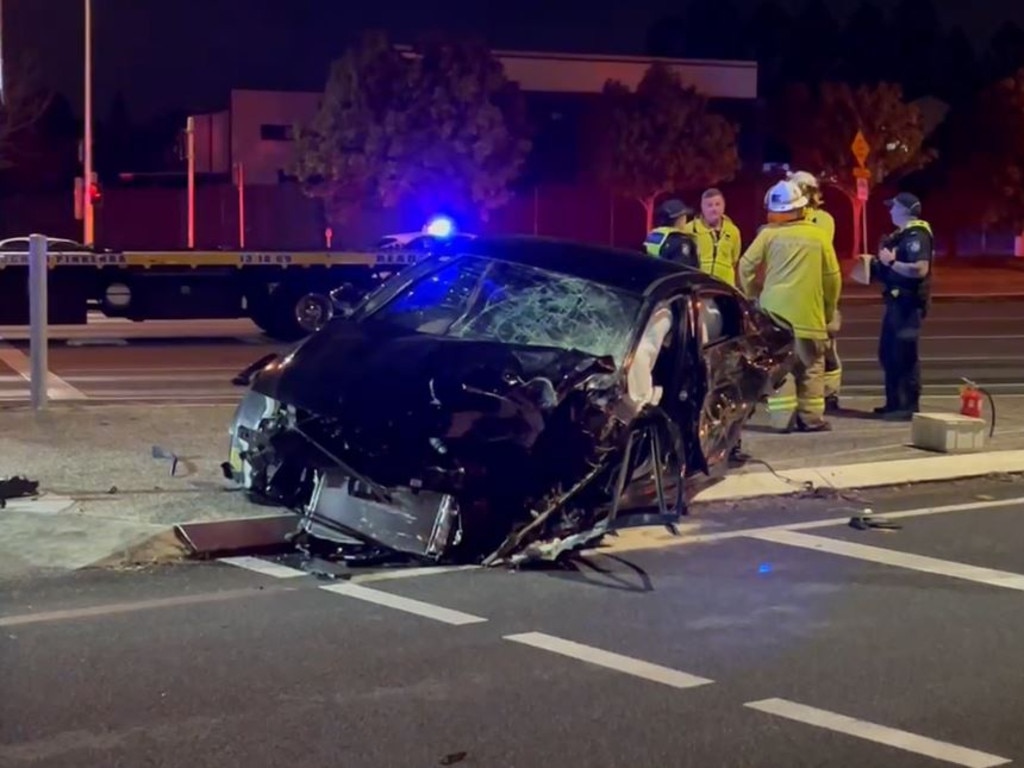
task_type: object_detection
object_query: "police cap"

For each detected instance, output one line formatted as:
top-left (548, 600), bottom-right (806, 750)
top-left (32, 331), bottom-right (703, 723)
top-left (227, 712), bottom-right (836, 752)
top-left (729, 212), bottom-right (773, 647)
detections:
top-left (658, 198), bottom-right (694, 220)
top-left (884, 192), bottom-right (922, 215)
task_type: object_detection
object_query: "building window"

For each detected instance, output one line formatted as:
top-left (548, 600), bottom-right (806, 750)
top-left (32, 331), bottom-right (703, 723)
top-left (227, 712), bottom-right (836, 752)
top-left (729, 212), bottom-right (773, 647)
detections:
top-left (260, 124), bottom-right (294, 142)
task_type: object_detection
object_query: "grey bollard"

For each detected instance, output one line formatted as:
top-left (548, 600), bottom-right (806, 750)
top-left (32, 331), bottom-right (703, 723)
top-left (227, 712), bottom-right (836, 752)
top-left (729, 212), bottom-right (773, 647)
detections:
top-left (28, 233), bottom-right (49, 410)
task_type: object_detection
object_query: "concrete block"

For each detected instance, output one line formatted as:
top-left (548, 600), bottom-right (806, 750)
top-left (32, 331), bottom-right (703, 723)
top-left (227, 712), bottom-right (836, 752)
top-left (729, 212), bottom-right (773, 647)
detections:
top-left (911, 412), bottom-right (988, 453)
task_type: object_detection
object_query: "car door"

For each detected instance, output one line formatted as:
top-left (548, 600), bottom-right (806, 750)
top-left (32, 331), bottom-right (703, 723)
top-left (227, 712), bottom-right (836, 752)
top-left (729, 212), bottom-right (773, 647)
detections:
top-left (687, 288), bottom-right (760, 472)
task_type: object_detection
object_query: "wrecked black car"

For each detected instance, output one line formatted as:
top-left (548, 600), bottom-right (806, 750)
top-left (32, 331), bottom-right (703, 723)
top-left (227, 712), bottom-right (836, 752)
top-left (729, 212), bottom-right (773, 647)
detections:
top-left (224, 236), bottom-right (796, 566)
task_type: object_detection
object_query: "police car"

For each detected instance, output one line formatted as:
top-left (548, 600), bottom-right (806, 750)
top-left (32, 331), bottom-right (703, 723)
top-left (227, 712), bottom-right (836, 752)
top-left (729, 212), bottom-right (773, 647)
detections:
top-left (374, 216), bottom-right (476, 267)
top-left (294, 217), bottom-right (476, 334)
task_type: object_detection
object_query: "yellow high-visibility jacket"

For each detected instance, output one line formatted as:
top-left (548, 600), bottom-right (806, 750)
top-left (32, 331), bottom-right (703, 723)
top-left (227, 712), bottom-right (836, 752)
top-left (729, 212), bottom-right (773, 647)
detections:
top-left (738, 219), bottom-right (841, 340)
top-left (683, 216), bottom-right (742, 287)
top-left (807, 208), bottom-right (836, 243)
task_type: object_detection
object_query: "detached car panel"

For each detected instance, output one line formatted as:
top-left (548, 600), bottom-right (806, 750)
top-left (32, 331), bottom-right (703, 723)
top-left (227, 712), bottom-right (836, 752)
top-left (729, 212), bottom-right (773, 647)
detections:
top-left (225, 236), bottom-right (796, 566)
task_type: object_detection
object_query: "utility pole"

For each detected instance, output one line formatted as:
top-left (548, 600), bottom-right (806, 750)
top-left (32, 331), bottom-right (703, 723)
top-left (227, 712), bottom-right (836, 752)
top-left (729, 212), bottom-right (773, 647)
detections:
top-left (0, 0), bottom-right (6, 105)
top-left (82, 0), bottom-right (95, 245)
top-left (186, 115), bottom-right (195, 248)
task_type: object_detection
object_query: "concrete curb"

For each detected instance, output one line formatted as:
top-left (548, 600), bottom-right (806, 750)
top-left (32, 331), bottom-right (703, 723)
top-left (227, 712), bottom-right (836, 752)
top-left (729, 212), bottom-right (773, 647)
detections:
top-left (49, 451), bottom-right (1024, 572)
top-left (692, 449), bottom-right (1024, 503)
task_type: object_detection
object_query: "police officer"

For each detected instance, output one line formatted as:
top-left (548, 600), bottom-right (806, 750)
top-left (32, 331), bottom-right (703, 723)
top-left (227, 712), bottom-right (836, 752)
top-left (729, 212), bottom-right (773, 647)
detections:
top-left (739, 180), bottom-right (842, 432)
top-left (868, 192), bottom-right (933, 421)
top-left (788, 170), bottom-right (843, 412)
top-left (644, 199), bottom-right (699, 268)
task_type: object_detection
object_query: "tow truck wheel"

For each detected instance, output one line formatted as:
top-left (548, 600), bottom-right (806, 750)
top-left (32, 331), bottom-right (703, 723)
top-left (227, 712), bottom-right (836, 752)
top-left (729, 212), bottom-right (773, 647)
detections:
top-left (263, 283), bottom-right (318, 342)
top-left (294, 292), bottom-right (334, 334)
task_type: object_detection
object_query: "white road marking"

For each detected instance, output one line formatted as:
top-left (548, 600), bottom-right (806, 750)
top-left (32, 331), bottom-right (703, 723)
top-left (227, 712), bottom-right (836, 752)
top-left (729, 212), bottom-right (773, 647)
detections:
top-left (603, 496), bottom-right (1024, 554)
top-left (320, 583), bottom-right (487, 625)
top-left (504, 632), bottom-right (714, 689)
top-left (217, 556), bottom-right (308, 579)
top-left (749, 529), bottom-right (1024, 591)
top-left (745, 698), bottom-right (1011, 768)
top-left (0, 587), bottom-right (295, 627)
top-left (348, 565), bottom-right (479, 583)
top-left (0, 342), bottom-right (87, 400)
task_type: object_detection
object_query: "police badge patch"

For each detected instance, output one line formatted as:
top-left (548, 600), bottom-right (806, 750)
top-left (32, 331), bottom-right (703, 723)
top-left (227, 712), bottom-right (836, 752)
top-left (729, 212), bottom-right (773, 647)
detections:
top-left (908, 239), bottom-right (921, 253)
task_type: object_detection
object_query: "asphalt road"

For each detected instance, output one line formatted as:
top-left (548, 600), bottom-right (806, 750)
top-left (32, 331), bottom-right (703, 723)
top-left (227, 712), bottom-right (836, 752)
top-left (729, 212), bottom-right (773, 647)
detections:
top-left (0, 301), bottom-right (1021, 404)
top-left (3, 476), bottom-right (1024, 767)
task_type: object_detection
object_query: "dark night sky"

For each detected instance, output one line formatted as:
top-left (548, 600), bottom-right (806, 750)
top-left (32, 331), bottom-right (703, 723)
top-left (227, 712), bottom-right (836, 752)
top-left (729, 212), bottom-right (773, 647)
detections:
top-left (5, 0), bottom-right (1022, 121)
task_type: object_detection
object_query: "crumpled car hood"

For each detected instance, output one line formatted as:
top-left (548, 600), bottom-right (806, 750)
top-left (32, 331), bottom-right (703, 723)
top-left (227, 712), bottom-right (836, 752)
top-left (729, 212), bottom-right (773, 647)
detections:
top-left (252, 319), bottom-right (616, 445)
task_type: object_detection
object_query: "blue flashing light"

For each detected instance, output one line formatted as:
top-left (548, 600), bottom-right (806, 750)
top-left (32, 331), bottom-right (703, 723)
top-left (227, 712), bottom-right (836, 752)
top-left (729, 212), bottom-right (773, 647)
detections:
top-left (424, 216), bottom-right (456, 238)
top-left (758, 563), bottom-right (773, 574)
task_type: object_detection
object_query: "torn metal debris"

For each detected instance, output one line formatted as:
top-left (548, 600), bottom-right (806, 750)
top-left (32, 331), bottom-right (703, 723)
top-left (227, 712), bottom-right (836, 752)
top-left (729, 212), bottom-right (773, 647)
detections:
top-left (0, 475), bottom-right (40, 508)
top-left (223, 236), bottom-right (796, 567)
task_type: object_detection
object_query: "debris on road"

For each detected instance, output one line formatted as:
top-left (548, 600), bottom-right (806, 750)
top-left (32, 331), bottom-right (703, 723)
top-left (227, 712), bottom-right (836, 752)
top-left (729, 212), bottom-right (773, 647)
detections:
top-left (0, 475), bottom-right (39, 508)
top-left (848, 508), bottom-right (902, 531)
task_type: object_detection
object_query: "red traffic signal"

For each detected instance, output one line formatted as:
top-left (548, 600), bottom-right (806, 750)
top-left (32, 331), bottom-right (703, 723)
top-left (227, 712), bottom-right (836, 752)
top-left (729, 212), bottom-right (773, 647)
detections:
top-left (88, 181), bottom-right (102, 203)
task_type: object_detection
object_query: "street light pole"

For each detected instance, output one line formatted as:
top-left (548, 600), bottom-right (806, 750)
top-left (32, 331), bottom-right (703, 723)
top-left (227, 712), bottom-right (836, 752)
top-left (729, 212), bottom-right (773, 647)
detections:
top-left (82, 0), bottom-right (94, 245)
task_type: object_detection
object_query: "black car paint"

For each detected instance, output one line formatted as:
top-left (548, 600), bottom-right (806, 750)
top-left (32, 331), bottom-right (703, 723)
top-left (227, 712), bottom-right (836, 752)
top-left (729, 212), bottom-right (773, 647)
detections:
top-left (234, 236), bottom-right (796, 563)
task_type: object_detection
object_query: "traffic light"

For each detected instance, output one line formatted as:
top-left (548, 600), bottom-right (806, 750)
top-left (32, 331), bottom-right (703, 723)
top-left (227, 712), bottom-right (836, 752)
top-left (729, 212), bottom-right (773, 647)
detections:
top-left (88, 181), bottom-right (102, 207)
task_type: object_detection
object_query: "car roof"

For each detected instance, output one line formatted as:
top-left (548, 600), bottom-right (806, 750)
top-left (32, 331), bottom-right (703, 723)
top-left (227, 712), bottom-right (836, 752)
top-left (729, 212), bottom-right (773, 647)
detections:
top-left (457, 235), bottom-right (716, 296)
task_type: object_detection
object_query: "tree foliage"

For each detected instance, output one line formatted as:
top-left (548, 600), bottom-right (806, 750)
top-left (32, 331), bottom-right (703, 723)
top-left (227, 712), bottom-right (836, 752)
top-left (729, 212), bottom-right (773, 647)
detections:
top-left (940, 68), bottom-right (1024, 229)
top-left (591, 64), bottom-right (740, 228)
top-left (0, 55), bottom-right (54, 171)
top-left (293, 31), bottom-right (531, 226)
top-left (771, 80), bottom-right (934, 194)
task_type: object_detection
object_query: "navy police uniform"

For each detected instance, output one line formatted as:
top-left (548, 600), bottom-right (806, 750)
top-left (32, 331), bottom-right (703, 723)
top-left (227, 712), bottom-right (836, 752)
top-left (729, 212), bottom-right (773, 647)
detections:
top-left (870, 193), bottom-right (934, 419)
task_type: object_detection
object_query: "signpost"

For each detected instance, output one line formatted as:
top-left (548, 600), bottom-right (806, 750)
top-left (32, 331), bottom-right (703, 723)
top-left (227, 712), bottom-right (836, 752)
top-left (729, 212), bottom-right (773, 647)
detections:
top-left (850, 131), bottom-right (871, 255)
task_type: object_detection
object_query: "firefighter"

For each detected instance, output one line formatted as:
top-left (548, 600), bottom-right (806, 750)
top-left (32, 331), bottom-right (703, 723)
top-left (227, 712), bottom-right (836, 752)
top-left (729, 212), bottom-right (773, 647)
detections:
top-left (643, 199), bottom-right (699, 268)
top-left (788, 170), bottom-right (843, 412)
top-left (684, 188), bottom-right (743, 287)
top-left (866, 192), bottom-right (933, 421)
top-left (738, 179), bottom-right (842, 432)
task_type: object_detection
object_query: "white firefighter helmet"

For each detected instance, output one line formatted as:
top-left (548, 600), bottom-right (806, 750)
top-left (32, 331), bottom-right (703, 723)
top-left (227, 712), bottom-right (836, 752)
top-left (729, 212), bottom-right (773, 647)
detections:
top-left (764, 180), bottom-right (808, 212)
top-left (787, 170), bottom-right (820, 192)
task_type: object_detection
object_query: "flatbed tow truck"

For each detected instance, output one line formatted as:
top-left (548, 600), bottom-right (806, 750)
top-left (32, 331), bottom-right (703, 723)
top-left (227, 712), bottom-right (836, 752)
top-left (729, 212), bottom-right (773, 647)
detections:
top-left (0, 221), bottom-right (462, 341)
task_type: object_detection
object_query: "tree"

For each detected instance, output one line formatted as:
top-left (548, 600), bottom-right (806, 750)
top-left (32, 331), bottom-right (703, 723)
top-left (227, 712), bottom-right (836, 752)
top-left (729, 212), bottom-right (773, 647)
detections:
top-left (770, 81), bottom-right (935, 254)
top-left (0, 55), bottom-right (53, 171)
top-left (292, 30), bottom-right (409, 226)
top-left (293, 30), bottom-right (531, 227)
top-left (940, 68), bottom-right (1024, 230)
top-left (591, 64), bottom-right (740, 230)
top-left (383, 34), bottom-right (532, 221)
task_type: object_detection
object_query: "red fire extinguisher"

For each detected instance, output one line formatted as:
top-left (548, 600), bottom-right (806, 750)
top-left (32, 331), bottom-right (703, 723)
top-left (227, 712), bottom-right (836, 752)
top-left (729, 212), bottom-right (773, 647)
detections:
top-left (960, 379), bottom-right (983, 419)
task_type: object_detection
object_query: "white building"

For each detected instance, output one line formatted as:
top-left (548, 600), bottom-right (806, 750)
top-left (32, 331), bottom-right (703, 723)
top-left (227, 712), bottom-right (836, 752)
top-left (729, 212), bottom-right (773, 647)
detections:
top-left (191, 48), bottom-right (758, 185)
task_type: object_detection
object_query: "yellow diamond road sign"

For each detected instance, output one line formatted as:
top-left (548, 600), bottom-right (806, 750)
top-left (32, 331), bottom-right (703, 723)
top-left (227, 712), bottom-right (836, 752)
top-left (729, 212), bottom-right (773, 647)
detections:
top-left (851, 131), bottom-right (870, 167)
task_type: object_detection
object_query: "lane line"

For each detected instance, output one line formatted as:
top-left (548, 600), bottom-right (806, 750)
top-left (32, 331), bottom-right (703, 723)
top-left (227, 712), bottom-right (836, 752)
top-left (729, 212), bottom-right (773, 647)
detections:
top-left (504, 632), bottom-right (714, 689)
top-left (745, 698), bottom-right (1011, 768)
top-left (348, 565), bottom-right (480, 583)
top-left (0, 586), bottom-right (295, 627)
top-left (0, 342), bottom-right (87, 400)
top-left (217, 556), bottom-right (309, 579)
top-left (749, 529), bottom-right (1024, 591)
top-left (601, 496), bottom-right (1024, 554)
top-left (320, 583), bottom-right (487, 625)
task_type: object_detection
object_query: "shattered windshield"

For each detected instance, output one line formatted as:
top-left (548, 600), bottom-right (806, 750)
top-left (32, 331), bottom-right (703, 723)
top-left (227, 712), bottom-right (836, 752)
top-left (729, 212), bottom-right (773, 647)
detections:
top-left (363, 254), bottom-right (642, 365)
